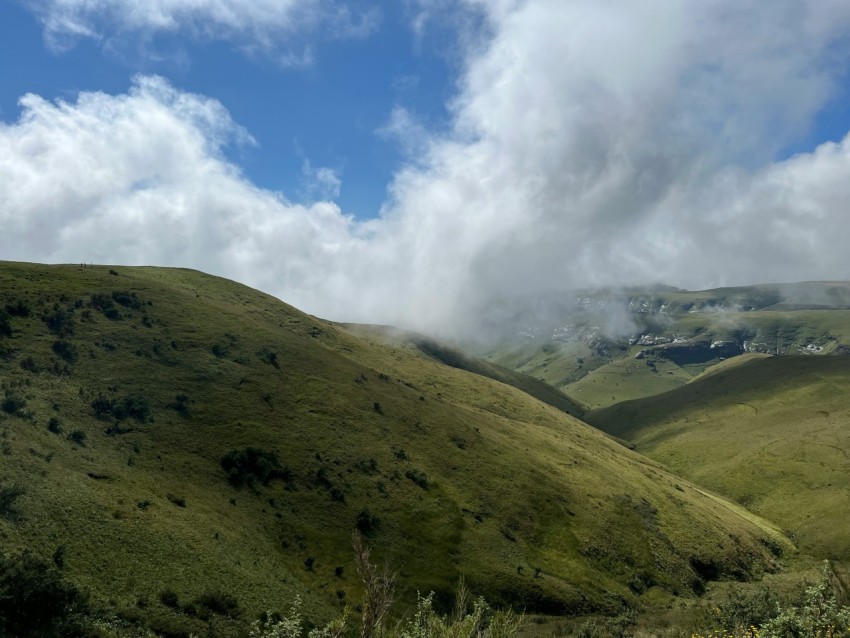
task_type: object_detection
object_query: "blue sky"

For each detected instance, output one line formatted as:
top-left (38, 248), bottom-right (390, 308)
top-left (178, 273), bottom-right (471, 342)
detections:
top-left (0, 1), bottom-right (458, 218)
top-left (3, 1), bottom-right (850, 334)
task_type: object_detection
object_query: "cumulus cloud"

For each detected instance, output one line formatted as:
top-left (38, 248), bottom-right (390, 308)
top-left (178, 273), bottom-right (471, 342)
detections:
top-left (26, 0), bottom-right (380, 60)
top-left (4, 1), bottom-right (850, 337)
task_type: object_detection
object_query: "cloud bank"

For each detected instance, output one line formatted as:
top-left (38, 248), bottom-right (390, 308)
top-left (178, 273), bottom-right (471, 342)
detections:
top-left (4, 1), bottom-right (850, 335)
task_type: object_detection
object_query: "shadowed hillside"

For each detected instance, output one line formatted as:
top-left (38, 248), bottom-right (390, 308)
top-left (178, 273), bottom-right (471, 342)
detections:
top-left (0, 262), bottom-right (790, 636)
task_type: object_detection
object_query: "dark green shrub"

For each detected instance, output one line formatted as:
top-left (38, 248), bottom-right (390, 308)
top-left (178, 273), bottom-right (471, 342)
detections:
top-left (405, 469), bottom-right (429, 489)
top-left (5, 299), bottom-right (31, 318)
top-left (716, 585), bottom-right (781, 631)
top-left (52, 340), bottom-right (78, 363)
top-left (0, 310), bottom-right (11, 337)
top-left (111, 291), bottom-right (141, 310)
top-left (91, 394), bottom-right (150, 422)
top-left (122, 395), bottom-right (151, 422)
top-left (159, 589), bottom-right (180, 608)
top-left (211, 344), bottom-right (229, 358)
top-left (258, 348), bottom-right (280, 369)
top-left (356, 508), bottom-right (381, 535)
top-left (89, 293), bottom-right (113, 312)
top-left (0, 551), bottom-right (87, 637)
top-left (194, 590), bottom-right (241, 618)
top-left (170, 394), bottom-right (190, 416)
top-left (1, 393), bottom-right (26, 416)
top-left (42, 304), bottom-right (74, 335)
top-left (0, 485), bottom-right (24, 520)
top-left (47, 417), bottom-right (62, 434)
top-left (220, 447), bottom-right (289, 489)
top-left (67, 430), bottom-right (87, 446)
top-left (52, 546), bottom-right (66, 569)
top-left (167, 494), bottom-right (186, 508)
top-left (19, 356), bottom-right (39, 373)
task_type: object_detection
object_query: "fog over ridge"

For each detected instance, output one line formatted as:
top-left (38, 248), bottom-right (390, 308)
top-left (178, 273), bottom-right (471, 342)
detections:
top-left (3, 0), bottom-right (850, 337)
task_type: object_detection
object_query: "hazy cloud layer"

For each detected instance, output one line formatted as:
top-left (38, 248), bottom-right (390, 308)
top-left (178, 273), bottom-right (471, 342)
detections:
top-left (26, 0), bottom-right (380, 60)
top-left (5, 1), bottom-right (850, 335)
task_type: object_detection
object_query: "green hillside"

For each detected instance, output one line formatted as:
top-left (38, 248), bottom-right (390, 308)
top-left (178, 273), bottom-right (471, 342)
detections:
top-left (588, 355), bottom-right (850, 559)
top-left (0, 262), bottom-right (789, 636)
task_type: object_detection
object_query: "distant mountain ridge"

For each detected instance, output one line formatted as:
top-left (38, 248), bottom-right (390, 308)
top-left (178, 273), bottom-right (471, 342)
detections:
top-left (474, 282), bottom-right (850, 409)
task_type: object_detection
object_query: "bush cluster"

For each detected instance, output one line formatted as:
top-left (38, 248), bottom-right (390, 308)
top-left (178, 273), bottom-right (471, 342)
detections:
top-left (221, 447), bottom-right (290, 489)
top-left (91, 394), bottom-right (151, 422)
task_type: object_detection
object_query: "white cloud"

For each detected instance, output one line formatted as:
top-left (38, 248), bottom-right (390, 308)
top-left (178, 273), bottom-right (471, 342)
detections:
top-left (5, 2), bottom-right (850, 337)
top-left (26, 0), bottom-right (380, 59)
top-left (300, 160), bottom-right (343, 202)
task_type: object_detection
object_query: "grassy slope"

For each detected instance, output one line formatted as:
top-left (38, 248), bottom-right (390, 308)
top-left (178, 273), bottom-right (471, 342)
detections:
top-left (588, 355), bottom-right (850, 559)
top-left (0, 263), bottom-right (790, 635)
top-left (342, 326), bottom-right (585, 419)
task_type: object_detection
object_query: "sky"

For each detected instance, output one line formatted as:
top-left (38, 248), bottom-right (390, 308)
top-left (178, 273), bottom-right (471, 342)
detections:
top-left (2, 0), bottom-right (850, 336)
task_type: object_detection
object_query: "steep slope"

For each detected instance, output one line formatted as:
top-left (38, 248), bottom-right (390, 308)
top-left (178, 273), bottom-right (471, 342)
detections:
top-left (0, 262), bottom-right (789, 635)
top-left (342, 325), bottom-right (585, 419)
top-left (588, 355), bottom-right (850, 558)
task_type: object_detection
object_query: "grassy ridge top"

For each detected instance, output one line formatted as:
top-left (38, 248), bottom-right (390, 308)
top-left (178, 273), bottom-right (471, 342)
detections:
top-left (588, 355), bottom-right (850, 558)
top-left (0, 262), bottom-right (789, 635)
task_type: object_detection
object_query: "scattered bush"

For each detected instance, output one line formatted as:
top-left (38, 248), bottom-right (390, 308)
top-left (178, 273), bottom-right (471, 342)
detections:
top-left (258, 349), bottom-right (280, 369)
top-left (166, 494), bottom-right (186, 508)
top-left (47, 417), bottom-right (63, 434)
top-left (19, 356), bottom-right (39, 372)
top-left (52, 339), bottom-right (78, 363)
top-left (405, 469), bottom-right (429, 489)
top-left (1, 393), bottom-right (26, 416)
top-left (91, 394), bottom-right (151, 422)
top-left (159, 589), bottom-right (180, 609)
top-left (356, 508), bottom-right (381, 535)
top-left (111, 290), bottom-right (142, 310)
top-left (5, 299), bottom-right (31, 318)
top-left (42, 304), bottom-right (74, 335)
top-left (195, 590), bottom-right (241, 618)
top-left (221, 447), bottom-right (290, 489)
top-left (67, 430), bottom-right (87, 446)
top-left (170, 394), bottom-right (190, 416)
top-left (0, 310), bottom-right (11, 337)
top-left (211, 344), bottom-right (229, 358)
top-left (715, 585), bottom-right (781, 632)
top-left (0, 484), bottom-right (25, 520)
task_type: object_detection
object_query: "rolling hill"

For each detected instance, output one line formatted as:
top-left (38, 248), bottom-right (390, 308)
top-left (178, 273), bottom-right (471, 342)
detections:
top-left (588, 355), bottom-right (850, 559)
top-left (0, 262), bottom-right (790, 636)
